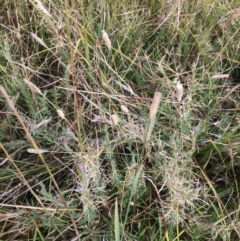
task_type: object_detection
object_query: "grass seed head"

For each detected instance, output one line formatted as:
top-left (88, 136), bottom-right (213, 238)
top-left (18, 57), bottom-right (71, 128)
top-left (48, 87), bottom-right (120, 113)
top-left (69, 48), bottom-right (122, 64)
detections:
top-left (35, 117), bottom-right (52, 129)
top-left (121, 104), bottom-right (129, 114)
top-left (176, 81), bottom-right (183, 101)
top-left (149, 92), bottom-right (162, 118)
top-left (27, 148), bottom-right (48, 154)
top-left (30, 32), bottom-right (48, 49)
top-left (102, 30), bottom-right (112, 50)
top-left (211, 74), bottom-right (229, 79)
top-left (35, 0), bottom-right (51, 18)
top-left (111, 114), bottom-right (118, 125)
top-left (57, 109), bottom-right (65, 119)
top-left (23, 78), bottom-right (42, 95)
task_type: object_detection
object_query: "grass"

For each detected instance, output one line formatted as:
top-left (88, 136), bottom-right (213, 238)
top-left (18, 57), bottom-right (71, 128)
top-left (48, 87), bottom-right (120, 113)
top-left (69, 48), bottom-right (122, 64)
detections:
top-left (0, 0), bottom-right (240, 240)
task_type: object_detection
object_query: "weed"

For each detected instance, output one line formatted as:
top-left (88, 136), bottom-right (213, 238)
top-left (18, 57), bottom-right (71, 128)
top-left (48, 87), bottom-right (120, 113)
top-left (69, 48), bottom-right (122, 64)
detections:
top-left (0, 0), bottom-right (240, 240)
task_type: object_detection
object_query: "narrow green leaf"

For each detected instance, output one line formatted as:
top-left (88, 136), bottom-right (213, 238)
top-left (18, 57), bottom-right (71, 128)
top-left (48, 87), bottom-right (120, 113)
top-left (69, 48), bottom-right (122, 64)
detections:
top-left (114, 198), bottom-right (120, 241)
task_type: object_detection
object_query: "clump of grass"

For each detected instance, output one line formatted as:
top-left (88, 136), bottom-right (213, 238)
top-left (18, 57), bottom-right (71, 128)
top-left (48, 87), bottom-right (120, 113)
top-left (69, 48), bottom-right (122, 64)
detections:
top-left (0, 0), bottom-right (240, 240)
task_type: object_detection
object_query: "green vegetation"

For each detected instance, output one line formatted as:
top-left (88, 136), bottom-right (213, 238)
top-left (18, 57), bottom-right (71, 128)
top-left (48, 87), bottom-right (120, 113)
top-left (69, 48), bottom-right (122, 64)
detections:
top-left (0, 0), bottom-right (240, 240)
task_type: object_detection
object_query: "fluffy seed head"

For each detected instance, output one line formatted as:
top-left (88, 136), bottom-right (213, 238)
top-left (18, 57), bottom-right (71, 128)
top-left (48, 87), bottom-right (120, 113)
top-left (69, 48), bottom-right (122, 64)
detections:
top-left (111, 114), bottom-right (118, 126)
top-left (176, 81), bottom-right (183, 101)
top-left (23, 78), bottom-right (42, 95)
top-left (57, 109), bottom-right (65, 119)
top-left (27, 148), bottom-right (48, 154)
top-left (35, 117), bottom-right (52, 129)
top-left (30, 32), bottom-right (48, 49)
top-left (102, 30), bottom-right (111, 50)
top-left (35, 0), bottom-right (51, 18)
top-left (149, 92), bottom-right (162, 118)
top-left (121, 105), bottom-right (129, 114)
top-left (211, 74), bottom-right (229, 79)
